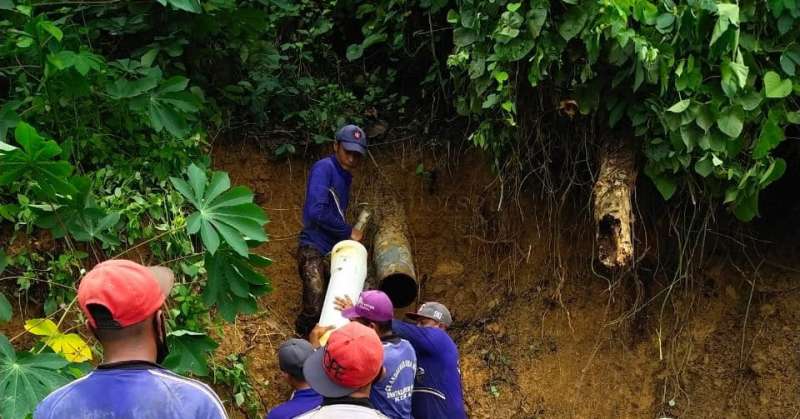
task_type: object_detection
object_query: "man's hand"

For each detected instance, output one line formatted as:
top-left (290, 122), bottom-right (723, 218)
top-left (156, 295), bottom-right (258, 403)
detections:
top-left (309, 324), bottom-right (335, 348)
top-left (350, 227), bottom-right (363, 241)
top-left (334, 295), bottom-right (354, 312)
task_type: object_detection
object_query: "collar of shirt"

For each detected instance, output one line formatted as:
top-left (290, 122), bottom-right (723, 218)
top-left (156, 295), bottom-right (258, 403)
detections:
top-left (96, 360), bottom-right (162, 370)
top-left (321, 396), bottom-right (374, 409)
top-left (380, 333), bottom-right (401, 344)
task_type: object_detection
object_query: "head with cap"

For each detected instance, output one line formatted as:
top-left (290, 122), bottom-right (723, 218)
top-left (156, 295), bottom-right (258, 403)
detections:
top-left (77, 259), bottom-right (174, 364)
top-left (303, 322), bottom-right (384, 399)
top-left (278, 338), bottom-right (315, 390)
top-left (341, 290), bottom-right (394, 337)
top-left (405, 302), bottom-right (453, 330)
top-left (333, 124), bottom-right (367, 173)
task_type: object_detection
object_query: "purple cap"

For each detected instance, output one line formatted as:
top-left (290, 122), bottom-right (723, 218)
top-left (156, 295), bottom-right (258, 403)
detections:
top-left (335, 124), bottom-right (367, 155)
top-left (342, 290), bottom-right (394, 322)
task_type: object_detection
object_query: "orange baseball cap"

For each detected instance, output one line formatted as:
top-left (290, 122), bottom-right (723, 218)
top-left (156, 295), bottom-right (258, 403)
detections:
top-left (303, 322), bottom-right (384, 397)
top-left (78, 259), bottom-right (174, 328)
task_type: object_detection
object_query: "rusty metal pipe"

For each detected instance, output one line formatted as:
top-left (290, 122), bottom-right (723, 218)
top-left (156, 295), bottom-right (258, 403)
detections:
top-left (373, 201), bottom-right (418, 308)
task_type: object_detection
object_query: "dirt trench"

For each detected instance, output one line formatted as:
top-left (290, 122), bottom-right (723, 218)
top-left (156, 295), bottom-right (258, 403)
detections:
top-left (213, 140), bottom-right (800, 419)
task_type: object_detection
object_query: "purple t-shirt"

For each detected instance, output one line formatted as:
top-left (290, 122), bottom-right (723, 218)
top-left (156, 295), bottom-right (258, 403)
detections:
top-left (266, 388), bottom-right (322, 419)
top-left (392, 320), bottom-right (466, 419)
top-left (34, 361), bottom-right (227, 419)
top-left (370, 336), bottom-right (417, 419)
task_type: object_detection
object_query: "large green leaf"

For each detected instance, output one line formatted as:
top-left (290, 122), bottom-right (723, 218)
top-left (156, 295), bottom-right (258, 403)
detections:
top-left (0, 123), bottom-right (75, 198)
top-left (67, 208), bottom-right (121, 247)
top-left (203, 250), bottom-right (272, 322)
top-left (0, 335), bottom-right (71, 419)
top-left (171, 164), bottom-right (268, 256)
top-left (162, 331), bottom-right (218, 376)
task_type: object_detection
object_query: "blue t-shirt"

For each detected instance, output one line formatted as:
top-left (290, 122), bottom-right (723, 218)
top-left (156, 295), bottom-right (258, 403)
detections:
top-left (34, 361), bottom-right (227, 419)
top-left (266, 387), bottom-right (322, 419)
top-left (371, 336), bottom-right (417, 419)
top-left (298, 155), bottom-right (353, 254)
top-left (392, 320), bottom-right (466, 419)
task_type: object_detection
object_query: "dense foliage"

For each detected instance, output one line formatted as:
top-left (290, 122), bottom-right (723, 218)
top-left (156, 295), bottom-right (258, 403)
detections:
top-left (1, 0), bottom-right (798, 417)
top-left (445, 0), bottom-right (799, 221)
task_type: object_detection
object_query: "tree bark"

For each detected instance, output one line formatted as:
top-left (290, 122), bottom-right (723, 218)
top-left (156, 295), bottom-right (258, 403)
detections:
top-left (593, 140), bottom-right (637, 269)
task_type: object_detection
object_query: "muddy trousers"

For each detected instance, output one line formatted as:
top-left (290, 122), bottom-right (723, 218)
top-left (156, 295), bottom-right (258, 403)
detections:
top-left (295, 245), bottom-right (330, 338)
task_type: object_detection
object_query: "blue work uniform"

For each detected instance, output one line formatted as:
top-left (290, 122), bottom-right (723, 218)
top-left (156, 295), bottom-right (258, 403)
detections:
top-left (299, 155), bottom-right (353, 255)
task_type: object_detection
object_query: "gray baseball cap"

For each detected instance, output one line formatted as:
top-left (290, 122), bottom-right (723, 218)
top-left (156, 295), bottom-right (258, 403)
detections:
top-left (405, 302), bottom-right (452, 327)
top-left (278, 338), bottom-right (314, 380)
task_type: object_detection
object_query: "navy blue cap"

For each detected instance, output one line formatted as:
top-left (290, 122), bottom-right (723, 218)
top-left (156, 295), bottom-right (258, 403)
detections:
top-left (335, 124), bottom-right (367, 155)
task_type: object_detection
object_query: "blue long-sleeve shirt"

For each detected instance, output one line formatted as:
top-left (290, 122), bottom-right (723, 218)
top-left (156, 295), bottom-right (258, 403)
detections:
top-left (299, 155), bottom-right (353, 254)
top-left (392, 320), bottom-right (466, 419)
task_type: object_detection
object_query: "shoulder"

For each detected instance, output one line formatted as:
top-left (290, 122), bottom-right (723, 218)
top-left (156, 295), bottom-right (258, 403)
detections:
top-left (35, 372), bottom-right (96, 417)
top-left (311, 156), bottom-right (336, 173)
top-left (147, 369), bottom-right (228, 417)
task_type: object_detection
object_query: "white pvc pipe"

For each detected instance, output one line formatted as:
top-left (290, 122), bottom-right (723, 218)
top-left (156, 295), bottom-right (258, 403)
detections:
top-left (318, 240), bottom-right (368, 328)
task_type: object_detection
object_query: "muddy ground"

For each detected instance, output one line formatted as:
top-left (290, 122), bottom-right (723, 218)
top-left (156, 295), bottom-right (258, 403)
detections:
top-left (213, 140), bottom-right (800, 419)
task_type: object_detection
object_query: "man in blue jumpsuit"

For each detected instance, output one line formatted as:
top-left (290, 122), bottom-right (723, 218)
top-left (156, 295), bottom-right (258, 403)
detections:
top-left (295, 124), bottom-right (367, 338)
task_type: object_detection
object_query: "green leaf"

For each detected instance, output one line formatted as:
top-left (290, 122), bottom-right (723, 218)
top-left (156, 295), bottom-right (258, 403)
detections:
top-left (171, 164), bottom-right (268, 256)
top-left (346, 44), bottom-right (364, 61)
top-left (37, 21), bottom-right (63, 42)
top-left (67, 209), bottom-right (120, 247)
top-left (0, 335), bottom-right (71, 419)
top-left (453, 28), bottom-right (477, 47)
top-left (764, 71), bottom-right (793, 98)
top-left (760, 158), bottom-right (786, 186)
top-left (0, 1), bottom-right (14, 11)
top-left (667, 99), bottom-right (691, 113)
top-left (752, 119), bottom-right (785, 159)
top-left (559, 7), bottom-right (588, 41)
top-left (694, 155), bottom-right (714, 177)
top-left (717, 109), bottom-right (743, 138)
top-left (733, 191), bottom-right (759, 222)
top-left (0, 123), bottom-right (75, 198)
top-left (203, 250), bottom-right (272, 322)
top-left (446, 9), bottom-right (459, 24)
top-left (141, 48), bottom-right (159, 67)
top-left (645, 166), bottom-right (677, 200)
top-left (163, 332), bottom-right (217, 376)
top-left (0, 294), bottom-right (11, 323)
top-left (164, 0), bottom-right (201, 13)
top-left (527, 6), bottom-right (548, 38)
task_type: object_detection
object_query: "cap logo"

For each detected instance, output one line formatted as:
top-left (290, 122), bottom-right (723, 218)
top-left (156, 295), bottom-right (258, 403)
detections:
top-left (433, 311), bottom-right (443, 320)
top-left (323, 348), bottom-right (347, 381)
top-left (353, 130), bottom-right (362, 140)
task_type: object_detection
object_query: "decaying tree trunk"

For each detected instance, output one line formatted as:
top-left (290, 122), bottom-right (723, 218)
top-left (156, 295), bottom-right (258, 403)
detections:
top-left (593, 140), bottom-right (637, 269)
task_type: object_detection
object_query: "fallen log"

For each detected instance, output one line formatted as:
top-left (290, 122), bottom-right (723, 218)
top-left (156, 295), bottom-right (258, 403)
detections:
top-left (593, 141), bottom-right (637, 269)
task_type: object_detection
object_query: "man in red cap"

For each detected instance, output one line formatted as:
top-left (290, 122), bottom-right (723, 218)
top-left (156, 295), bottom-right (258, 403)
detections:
top-left (34, 259), bottom-right (228, 419)
top-left (296, 322), bottom-right (388, 418)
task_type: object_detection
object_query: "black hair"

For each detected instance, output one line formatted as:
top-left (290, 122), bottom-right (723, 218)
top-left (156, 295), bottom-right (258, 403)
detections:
top-left (374, 320), bottom-right (392, 335)
top-left (87, 304), bottom-right (149, 342)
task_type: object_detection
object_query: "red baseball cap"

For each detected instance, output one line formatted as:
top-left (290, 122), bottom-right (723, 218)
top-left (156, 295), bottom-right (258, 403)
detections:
top-left (302, 322), bottom-right (383, 397)
top-left (78, 259), bottom-right (174, 329)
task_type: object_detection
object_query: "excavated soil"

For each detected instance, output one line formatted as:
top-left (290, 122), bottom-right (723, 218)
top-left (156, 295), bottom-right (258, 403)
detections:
top-left (212, 140), bottom-right (800, 419)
